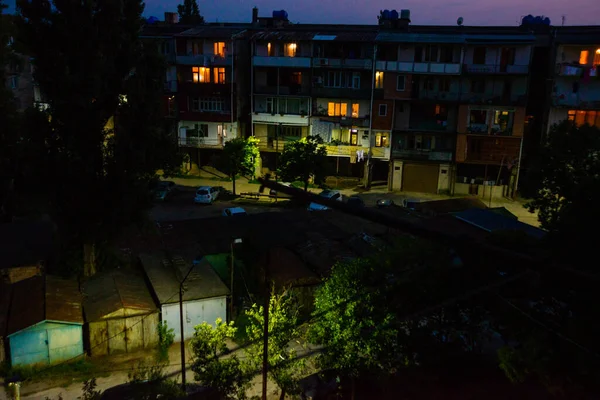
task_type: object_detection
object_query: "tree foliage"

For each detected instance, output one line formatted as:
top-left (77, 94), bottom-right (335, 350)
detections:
top-left (156, 321), bottom-right (175, 363)
top-left (190, 318), bottom-right (251, 399)
top-left (278, 136), bottom-right (328, 191)
top-left (221, 137), bottom-right (260, 195)
top-left (244, 291), bottom-right (306, 397)
top-left (526, 121), bottom-right (600, 265)
top-left (177, 0), bottom-right (204, 24)
top-left (15, 0), bottom-right (181, 275)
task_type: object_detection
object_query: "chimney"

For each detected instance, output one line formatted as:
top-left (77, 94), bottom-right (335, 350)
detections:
top-left (252, 7), bottom-right (258, 24)
top-left (165, 12), bottom-right (179, 24)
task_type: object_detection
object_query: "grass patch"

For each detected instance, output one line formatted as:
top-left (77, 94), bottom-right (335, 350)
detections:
top-left (1, 358), bottom-right (106, 383)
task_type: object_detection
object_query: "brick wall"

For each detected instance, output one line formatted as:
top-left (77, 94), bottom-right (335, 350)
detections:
top-left (383, 72), bottom-right (413, 100)
top-left (372, 100), bottom-right (394, 130)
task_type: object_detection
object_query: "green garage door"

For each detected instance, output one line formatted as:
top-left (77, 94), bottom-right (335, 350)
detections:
top-left (402, 163), bottom-right (439, 194)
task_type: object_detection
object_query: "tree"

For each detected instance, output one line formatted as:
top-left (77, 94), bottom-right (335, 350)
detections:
top-left (177, 0), bottom-right (204, 24)
top-left (190, 318), bottom-right (252, 399)
top-left (16, 0), bottom-right (181, 276)
top-left (221, 137), bottom-right (260, 195)
top-left (244, 291), bottom-right (306, 398)
top-left (526, 120), bottom-right (600, 266)
top-left (278, 136), bottom-right (328, 191)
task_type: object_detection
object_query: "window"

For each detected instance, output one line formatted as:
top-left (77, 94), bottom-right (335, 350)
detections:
top-left (325, 71), bottom-right (342, 88)
top-left (439, 78), bottom-right (451, 92)
top-left (213, 68), bottom-right (226, 84)
top-left (492, 110), bottom-right (515, 135)
top-left (266, 97), bottom-right (276, 113)
top-left (423, 77), bottom-right (435, 91)
top-left (192, 66), bottom-right (210, 83)
top-left (375, 71), bottom-right (384, 89)
top-left (197, 124), bottom-right (209, 137)
top-left (328, 102), bottom-right (348, 117)
top-left (267, 43), bottom-right (275, 57)
top-left (214, 42), bottom-right (225, 57)
top-left (469, 109), bottom-right (489, 133)
top-left (350, 130), bottom-right (358, 145)
top-left (396, 75), bottom-right (406, 91)
top-left (425, 45), bottom-right (438, 62)
top-left (160, 41), bottom-right (170, 56)
top-left (375, 133), bottom-right (389, 147)
top-left (569, 110), bottom-right (600, 128)
top-left (595, 49), bottom-right (600, 66)
top-left (439, 46), bottom-right (453, 63)
top-left (190, 40), bottom-right (202, 56)
top-left (351, 72), bottom-right (361, 89)
top-left (284, 43), bottom-right (297, 57)
top-left (351, 103), bottom-right (359, 118)
top-left (379, 104), bottom-right (387, 116)
top-left (191, 97), bottom-right (225, 112)
top-left (10, 76), bottom-right (18, 89)
top-left (291, 72), bottom-right (302, 85)
top-left (473, 47), bottom-right (486, 64)
top-left (471, 79), bottom-right (485, 93)
top-left (580, 50), bottom-right (589, 65)
top-left (167, 96), bottom-right (176, 117)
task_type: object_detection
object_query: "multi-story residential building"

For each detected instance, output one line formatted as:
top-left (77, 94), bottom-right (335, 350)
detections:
top-left (546, 27), bottom-right (600, 132)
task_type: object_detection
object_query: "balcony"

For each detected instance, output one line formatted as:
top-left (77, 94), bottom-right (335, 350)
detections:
top-left (179, 82), bottom-right (233, 96)
top-left (164, 80), bottom-right (177, 92)
top-left (324, 144), bottom-right (390, 159)
top-left (551, 97), bottom-right (600, 109)
top-left (556, 64), bottom-right (598, 77)
top-left (178, 137), bottom-right (224, 149)
top-left (460, 93), bottom-right (528, 106)
top-left (316, 115), bottom-right (370, 128)
top-left (253, 56), bottom-right (311, 68)
top-left (311, 86), bottom-right (372, 99)
top-left (312, 58), bottom-right (373, 69)
top-left (254, 84), bottom-right (310, 96)
top-left (392, 148), bottom-right (453, 161)
top-left (377, 61), bottom-right (461, 75)
top-left (461, 135), bottom-right (521, 164)
top-left (256, 137), bottom-right (300, 152)
top-left (463, 64), bottom-right (529, 74)
top-left (408, 120), bottom-right (450, 131)
top-left (176, 54), bottom-right (232, 66)
top-left (252, 113), bottom-right (310, 126)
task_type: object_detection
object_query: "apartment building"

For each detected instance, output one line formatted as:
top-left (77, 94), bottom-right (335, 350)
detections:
top-left (546, 27), bottom-right (600, 131)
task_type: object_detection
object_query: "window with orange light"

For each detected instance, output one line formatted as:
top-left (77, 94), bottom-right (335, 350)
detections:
top-left (579, 50), bottom-right (589, 65)
top-left (284, 43), bottom-right (297, 57)
top-left (594, 49), bottom-right (600, 66)
top-left (214, 42), bottom-right (225, 57)
top-left (569, 110), bottom-right (600, 128)
top-left (192, 66), bottom-right (210, 83)
top-left (375, 71), bottom-right (384, 88)
top-left (213, 67), bottom-right (225, 84)
top-left (352, 103), bottom-right (359, 118)
top-left (328, 102), bottom-right (348, 116)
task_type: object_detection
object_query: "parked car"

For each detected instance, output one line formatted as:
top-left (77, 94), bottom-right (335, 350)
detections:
top-left (154, 181), bottom-right (176, 202)
top-left (194, 186), bottom-right (219, 204)
top-left (347, 196), bottom-right (365, 208)
top-left (376, 198), bottom-right (395, 208)
top-left (222, 207), bottom-right (247, 216)
top-left (308, 190), bottom-right (342, 211)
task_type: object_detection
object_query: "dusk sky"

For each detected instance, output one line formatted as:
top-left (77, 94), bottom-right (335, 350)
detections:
top-left (4, 0), bottom-right (600, 26)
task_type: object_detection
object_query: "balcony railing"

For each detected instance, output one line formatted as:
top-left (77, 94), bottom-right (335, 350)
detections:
top-left (392, 148), bottom-right (453, 161)
top-left (312, 58), bottom-right (373, 69)
top-left (460, 93), bottom-right (528, 106)
top-left (408, 120), bottom-right (450, 131)
top-left (463, 64), bottom-right (529, 74)
top-left (323, 144), bottom-right (390, 159)
top-left (551, 96), bottom-right (600, 109)
top-left (176, 54), bottom-right (232, 66)
top-left (315, 115), bottom-right (370, 128)
top-left (556, 64), bottom-right (598, 77)
top-left (178, 137), bottom-right (224, 148)
top-left (254, 85), bottom-right (310, 96)
top-left (311, 87), bottom-right (372, 99)
top-left (377, 61), bottom-right (461, 75)
top-left (253, 56), bottom-right (311, 68)
top-left (256, 137), bottom-right (302, 152)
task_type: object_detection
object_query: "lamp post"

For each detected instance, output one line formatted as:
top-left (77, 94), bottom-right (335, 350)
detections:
top-left (230, 238), bottom-right (243, 320)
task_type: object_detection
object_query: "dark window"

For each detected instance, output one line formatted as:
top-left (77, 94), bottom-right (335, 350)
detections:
top-left (440, 46), bottom-right (454, 63)
top-left (473, 47), bottom-right (486, 64)
top-left (414, 46), bottom-right (423, 62)
top-left (472, 79), bottom-right (485, 93)
top-left (379, 104), bottom-right (387, 116)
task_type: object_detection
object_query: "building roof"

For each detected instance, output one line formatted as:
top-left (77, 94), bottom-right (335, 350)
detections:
top-left (141, 24), bottom-right (191, 37)
top-left (82, 269), bottom-right (157, 322)
top-left (140, 253), bottom-right (230, 305)
top-left (176, 27), bottom-right (247, 38)
top-left (452, 208), bottom-right (546, 239)
top-left (7, 275), bottom-right (83, 336)
top-left (413, 197), bottom-right (488, 216)
top-left (267, 247), bottom-right (320, 287)
top-left (0, 221), bottom-right (55, 270)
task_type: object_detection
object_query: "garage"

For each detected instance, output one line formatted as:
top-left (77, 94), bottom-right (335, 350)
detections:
top-left (402, 163), bottom-right (439, 194)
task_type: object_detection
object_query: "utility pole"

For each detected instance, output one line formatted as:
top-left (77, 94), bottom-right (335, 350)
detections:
top-left (230, 238), bottom-right (242, 320)
top-left (179, 282), bottom-right (186, 390)
top-left (262, 250), bottom-right (270, 400)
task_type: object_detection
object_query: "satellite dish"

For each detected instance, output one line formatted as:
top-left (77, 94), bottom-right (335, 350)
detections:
top-left (457, 17), bottom-right (464, 26)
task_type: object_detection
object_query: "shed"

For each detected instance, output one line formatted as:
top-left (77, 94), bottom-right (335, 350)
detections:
top-left (82, 270), bottom-right (159, 356)
top-left (452, 208), bottom-right (546, 239)
top-left (6, 275), bottom-right (83, 367)
top-left (140, 254), bottom-right (229, 341)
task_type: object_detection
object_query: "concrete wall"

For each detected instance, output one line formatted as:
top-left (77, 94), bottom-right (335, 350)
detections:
top-left (2, 265), bottom-right (43, 284)
top-left (391, 160), bottom-right (403, 191)
top-left (394, 102), bottom-right (411, 130)
top-left (9, 322), bottom-right (83, 367)
top-left (454, 183), bottom-right (507, 200)
top-left (438, 164), bottom-right (451, 192)
top-left (162, 296), bottom-right (227, 342)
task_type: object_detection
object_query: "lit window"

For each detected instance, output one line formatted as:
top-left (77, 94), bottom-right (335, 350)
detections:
top-left (352, 103), bottom-right (359, 118)
top-left (284, 43), bottom-right (297, 57)
top-left (396, 75), bottom-right (406, 91)
top-left (267, 43), bottom-right (274, 57)
top-left (375, 71), bottom-right (384, 89)
top-left (350, 130), bottom-right (358, 145)
top-left (214, 42), bottom-right (225, 57)
top-left (575, 110), bottom-right (586, 126)
top-left (192, 66), bottom-right (210, 83)
top-left (213, 67), bottom-right (226, 84)
top-left (579, 50), bottom-right (589, 65)
top-left (291, 72), bottom-right (302, 85)
top-left (594, 49), bottom-right (600, 66)
top-left (327, 102), bottom-right (348, 117)
top-left (375, 133), bottom-right (389, 147)
top-left (567, 110), bottom-right (576, 121)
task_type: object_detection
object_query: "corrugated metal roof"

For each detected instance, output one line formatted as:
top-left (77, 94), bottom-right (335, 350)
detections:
top-left (377, 32), bottom-right (466, 43)
top-left (0, 221), bottom-right (55, 270)
top-left (82, 270), bottom-right (157, 322)
top-left (452, 208), bottom-right (546, 239)
top-left (250, 30), bottom-right (317, 41)
top-left (140, 254), bottom-right (229, 305)
top-left (7, 275), bottom-right (82, 336)
top-left (176, 27), bottom-right (246, 38)
top-left (413, 197), bottom-right (488, 216)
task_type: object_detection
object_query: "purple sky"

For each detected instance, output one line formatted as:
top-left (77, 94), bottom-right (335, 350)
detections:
top-left (5, 0), bottom-right (600, 26)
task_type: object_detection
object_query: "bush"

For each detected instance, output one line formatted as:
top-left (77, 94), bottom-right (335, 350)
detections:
top-left (157, 321), bottom-right (175, 362)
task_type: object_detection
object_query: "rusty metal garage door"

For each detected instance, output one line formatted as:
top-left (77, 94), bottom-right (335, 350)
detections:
top-left (402, 163), bottom-right (439, 194)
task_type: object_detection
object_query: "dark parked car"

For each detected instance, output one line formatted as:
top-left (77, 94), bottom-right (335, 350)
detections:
top-left (347, 196), bottom-right (366, 208)
top-left (154, 181), bottom-right (176, 202)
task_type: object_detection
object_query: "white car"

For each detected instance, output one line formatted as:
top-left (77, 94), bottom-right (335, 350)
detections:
top-left (222, 207), bottom-right (247, 216)
top-left (308, 190), bottom-right (342, 211)
top-left (194, 186), bottom-right (219, 204)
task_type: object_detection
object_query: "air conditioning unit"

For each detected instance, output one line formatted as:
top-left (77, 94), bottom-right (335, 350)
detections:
top-left (320, 59), bottom-right (329, 66)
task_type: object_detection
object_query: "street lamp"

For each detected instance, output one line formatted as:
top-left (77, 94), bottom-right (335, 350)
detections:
top-left (230, 238), bottom-right (243, 319)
